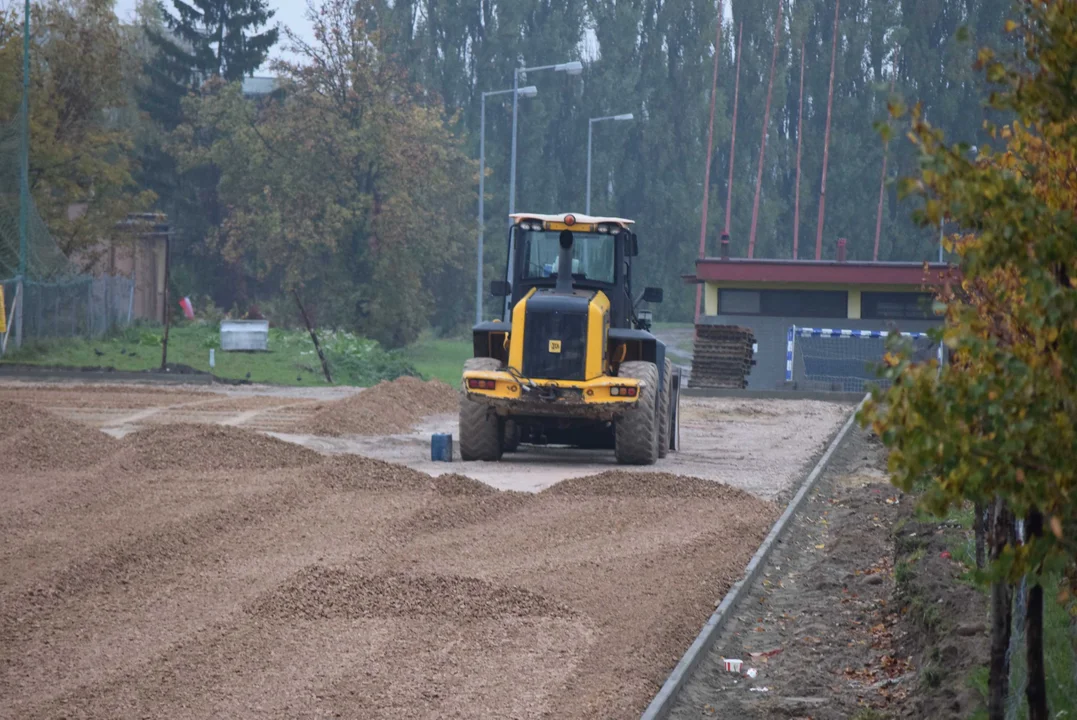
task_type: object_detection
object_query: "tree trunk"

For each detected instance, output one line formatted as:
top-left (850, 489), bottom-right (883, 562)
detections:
top-left (1025, 509), bottom-right (1048, 720)
top-left (160, 232), bottom-right (171, 371)
top-left (988, 497), bottom-right (1014, 720)
top-left (975, 500), bottom-right (986, 569)
top-left (293, 289), bottom-right (332, 384)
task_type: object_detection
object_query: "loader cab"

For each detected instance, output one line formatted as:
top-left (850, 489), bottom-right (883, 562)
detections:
top-left (496, 214), bottom-right (642, 329)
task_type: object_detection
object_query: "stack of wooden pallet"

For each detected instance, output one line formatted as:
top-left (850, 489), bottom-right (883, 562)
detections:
top-left (688, 325), bottom-right (756, 389)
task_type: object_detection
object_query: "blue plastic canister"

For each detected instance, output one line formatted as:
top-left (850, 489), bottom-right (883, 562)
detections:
top-left (431, 433), bottom-right (453, 462)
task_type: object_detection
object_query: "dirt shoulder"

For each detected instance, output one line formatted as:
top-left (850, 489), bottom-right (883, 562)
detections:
top-left (667, 427), bottom-right (990, 720)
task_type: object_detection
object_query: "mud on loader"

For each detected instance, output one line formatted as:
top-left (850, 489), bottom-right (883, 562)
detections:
top-left (460, 212), bottom-right (680, 465)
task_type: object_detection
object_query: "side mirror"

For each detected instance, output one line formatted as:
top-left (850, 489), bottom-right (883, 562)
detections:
top-left (490, 280), bottom-right (511, 297)
top-left (642, 286), bottom-right (663, 304)
top-left (623, 232), bottom-right (639, 257)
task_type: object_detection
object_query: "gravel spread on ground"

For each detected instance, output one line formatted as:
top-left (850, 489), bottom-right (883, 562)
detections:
top-left (293, 376), bottom-right (459, 436)
top-left (0, 407), bottom-right (781, 720)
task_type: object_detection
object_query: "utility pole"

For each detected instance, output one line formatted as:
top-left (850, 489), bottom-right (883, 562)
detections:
top-left (815, 0), bottom-right (840, 260)
top-left (793, 44), bottom-right (805, 259)
top-left (159, 231), bottom-right (171, 370)
top-left (747, 0), bottom-right (783, 258)
top-left (693, 2), bottom-right (722, 325)
top-left (723, 23), bottom-right (743, 239)
top-left (16, 0), bottom-right (30, 348)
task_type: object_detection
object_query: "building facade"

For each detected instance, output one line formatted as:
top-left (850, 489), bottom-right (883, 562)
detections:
top-left (687, 248), bottom-right (949, 390)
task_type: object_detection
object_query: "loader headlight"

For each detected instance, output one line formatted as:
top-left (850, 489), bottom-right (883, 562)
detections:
top-left (467, 378), bottom-right (496, 390)
top-left (610, 385), bottom-right (638, 397)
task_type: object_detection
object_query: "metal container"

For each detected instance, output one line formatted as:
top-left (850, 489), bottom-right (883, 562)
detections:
top-left (220, 319), bottom-right (269, 351)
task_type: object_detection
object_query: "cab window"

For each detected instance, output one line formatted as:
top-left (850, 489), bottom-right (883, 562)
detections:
top-left (519, 231), bottom-right (615, 285)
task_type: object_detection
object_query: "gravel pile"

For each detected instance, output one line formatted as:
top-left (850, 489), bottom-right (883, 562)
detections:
top-left (1, 400), bottom-right (117, 472)
top-left (313, 454), bottom-right (435, 492)
top-left (544, 470), bottom-right (776, 504)
top-left (249, 566), bottom-right (572, 621)
top-left (294, 376), bottom-right (459, 437)
top-left (118, 423), bottom-right (322, 471)
top-left (432, 472), bottom-right (501, 496)
top-left (398, 491), bottom-right (532, 536)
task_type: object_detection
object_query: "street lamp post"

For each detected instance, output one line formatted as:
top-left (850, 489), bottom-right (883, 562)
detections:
top-left (586, 113), bottom-right (634, 215)
top-left (505, 60), bottom-right (583, 319)
top-left (477, 85), bottom-right (537, 324)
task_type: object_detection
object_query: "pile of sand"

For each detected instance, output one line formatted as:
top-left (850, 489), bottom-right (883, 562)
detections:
top-left (118, 423), bottom-right (322, 471)
top-left (249, 566), bottom-right (572, 621)
top-left (294, 376), bottom-right (459, 437)
top-left (1, 400), bottom-right (118, 472)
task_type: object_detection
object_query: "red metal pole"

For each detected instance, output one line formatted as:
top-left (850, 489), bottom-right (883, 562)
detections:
top-left (747, 0), bottom-right (783, 259)
top-left (873, 47), bottom-right (898, 262)
top-left (723, 22), bottom-right (743, 236)
top-left (815, 0), bottom-right (839, 261)
top-left (793, 43), bottom-right (805, 260)
top-left (694, 2), bottom-right (722, 324)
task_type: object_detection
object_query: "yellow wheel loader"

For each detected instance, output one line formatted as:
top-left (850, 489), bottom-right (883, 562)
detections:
top-left (460, 212), bottom-right (680, 465)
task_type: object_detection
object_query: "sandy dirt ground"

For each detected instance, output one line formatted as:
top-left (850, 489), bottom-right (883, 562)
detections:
top-left (0, 380), bottom-right (852, 719)
top-left (0, 381), bottom-right (851, 499)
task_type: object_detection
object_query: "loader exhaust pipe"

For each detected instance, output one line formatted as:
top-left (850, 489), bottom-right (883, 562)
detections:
top-left (556, 230), bottom-right (574, 294)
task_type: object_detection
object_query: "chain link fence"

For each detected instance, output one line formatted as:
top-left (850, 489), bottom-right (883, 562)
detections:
top-left (2, 277), bottom-right (135, 344)
top-left (1, 117), bottom-right (137, 349)
top-left (1003, 520), bottom-right (1077, 720)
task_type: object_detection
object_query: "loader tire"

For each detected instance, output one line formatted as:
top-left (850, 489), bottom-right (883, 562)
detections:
top-left (657, 357), bottom-right (672, 459)
top-left (460, 358), bottom-right (503, 461)
top-left (614, 360), bottom-right (659, 465)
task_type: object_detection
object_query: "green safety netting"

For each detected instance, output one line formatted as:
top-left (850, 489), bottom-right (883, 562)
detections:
top-left (0, 118), bottom-right (133, 341)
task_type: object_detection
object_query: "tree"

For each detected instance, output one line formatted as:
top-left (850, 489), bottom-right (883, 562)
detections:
top-left (376, 0), bottom-right (1022, 322)
top-left (143, 0), bottom-right (278, 129)
top-left (0, 0), bottom-right (154, 262)
top-left (860, 4), bottom-right (1077, 718)
top-left (136, 0), bottom-right (278, 309)
top-left (172, 0), bottom-right (475, 346)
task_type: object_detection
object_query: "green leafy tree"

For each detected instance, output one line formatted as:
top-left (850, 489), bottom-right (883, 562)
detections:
top-left (0, 0), bottom-right (154, 261)
top-left (172, 0), bottom-right (475, 346)
top-left (860, 4), bottom-right (1077, 718)
top-left (136, 0), bottom-right (278, 309)
top-left (376, 0), bottom-right (1022, 322)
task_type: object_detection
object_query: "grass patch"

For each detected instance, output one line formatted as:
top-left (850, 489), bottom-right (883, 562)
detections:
top-left (401, 336), bottom-right (472, 385)
top-left (907, 596), bottom-right (943, 634)
top-left (921, 661), bottom-right (944, 690)
top-left (967, 665), bottom-right (990, 718)
top-left (3, 322), bottom-right (418, 387)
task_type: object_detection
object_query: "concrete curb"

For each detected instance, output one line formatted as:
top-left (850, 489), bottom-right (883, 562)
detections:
top-left (639, 392), bottom-right (870, 720)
